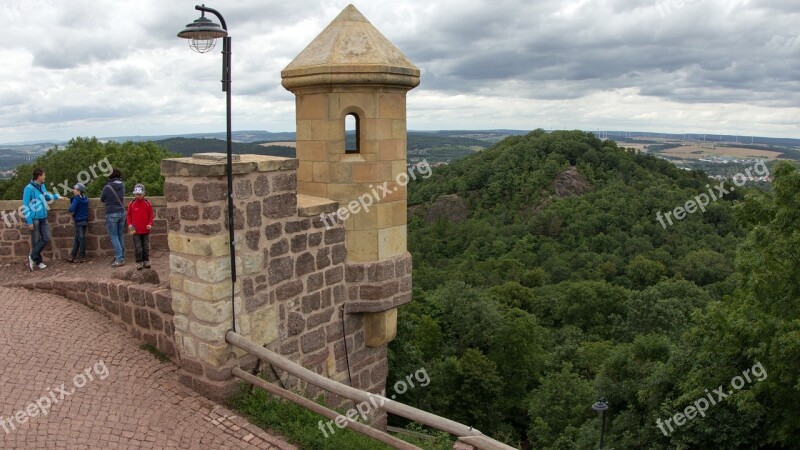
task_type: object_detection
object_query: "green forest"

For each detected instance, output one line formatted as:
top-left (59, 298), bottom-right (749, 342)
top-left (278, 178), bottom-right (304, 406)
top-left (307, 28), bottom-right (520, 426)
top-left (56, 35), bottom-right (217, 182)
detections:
top-left (388, 130), bottom-right (800, 449)
top-left (1, 131), bottom-right (797, 449)
top-left (0, 137), bottom-right (175, 199)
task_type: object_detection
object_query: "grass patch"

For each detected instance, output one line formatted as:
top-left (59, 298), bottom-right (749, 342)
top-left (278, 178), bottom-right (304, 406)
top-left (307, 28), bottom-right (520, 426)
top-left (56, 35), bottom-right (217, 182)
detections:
top-left (230, 384), bottom-right (454, 450)
top-left (140, 343), bottom-right (171, 363)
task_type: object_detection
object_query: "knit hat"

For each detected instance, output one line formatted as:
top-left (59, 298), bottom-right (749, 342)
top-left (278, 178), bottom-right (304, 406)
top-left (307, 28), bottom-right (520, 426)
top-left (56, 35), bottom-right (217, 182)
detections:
top-left (132, 184), bottom-right (145, 195)
top-left (73, 183), bottom-right (86, 193)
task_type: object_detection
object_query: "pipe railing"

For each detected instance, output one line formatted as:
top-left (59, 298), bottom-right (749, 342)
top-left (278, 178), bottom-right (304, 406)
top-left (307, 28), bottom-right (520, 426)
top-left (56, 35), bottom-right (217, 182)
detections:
top-left (233, 368), bottom-right (419, 449)
top-left (226, 330), bottom-right (516, 450)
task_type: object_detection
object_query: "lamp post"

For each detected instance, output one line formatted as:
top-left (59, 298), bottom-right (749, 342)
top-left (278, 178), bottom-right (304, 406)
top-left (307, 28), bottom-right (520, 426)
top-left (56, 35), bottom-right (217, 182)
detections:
top-left (178, 4), bottom-right (237, 331)
top-left (592, 397), bottom-right (609, 450)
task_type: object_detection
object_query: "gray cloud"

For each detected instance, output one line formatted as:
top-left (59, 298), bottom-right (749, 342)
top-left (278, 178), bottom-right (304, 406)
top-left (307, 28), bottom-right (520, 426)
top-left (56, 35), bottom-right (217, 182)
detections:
top-left (395, 0), bottom-right (800, 107)
top-left (2, 0), bottom-right (799, 142)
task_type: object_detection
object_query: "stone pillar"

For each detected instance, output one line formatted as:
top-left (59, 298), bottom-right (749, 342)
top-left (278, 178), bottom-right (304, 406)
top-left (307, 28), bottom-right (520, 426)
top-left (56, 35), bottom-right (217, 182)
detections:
top-left (161, 153), bottom-right (297, 400)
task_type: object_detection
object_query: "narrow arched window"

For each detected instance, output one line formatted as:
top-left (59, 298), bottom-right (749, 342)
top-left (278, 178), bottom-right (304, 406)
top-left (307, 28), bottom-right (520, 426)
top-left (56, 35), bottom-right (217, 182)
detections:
top-left (345, 113), bottom-right (360, 153)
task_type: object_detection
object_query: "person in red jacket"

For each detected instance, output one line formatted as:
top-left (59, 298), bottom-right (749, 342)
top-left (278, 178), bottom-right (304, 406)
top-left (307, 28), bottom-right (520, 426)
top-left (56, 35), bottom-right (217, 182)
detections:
top-left (127, 184), bottom-right (153, 270)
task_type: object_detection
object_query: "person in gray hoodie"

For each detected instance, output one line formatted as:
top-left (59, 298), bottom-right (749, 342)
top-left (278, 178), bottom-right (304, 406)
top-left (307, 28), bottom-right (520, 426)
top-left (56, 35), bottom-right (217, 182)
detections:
top-left (100, 168), bottom-right (126, 266)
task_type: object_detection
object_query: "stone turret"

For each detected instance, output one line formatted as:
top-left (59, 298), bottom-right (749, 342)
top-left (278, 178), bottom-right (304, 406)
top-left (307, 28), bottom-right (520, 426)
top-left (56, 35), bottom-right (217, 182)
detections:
top-left (282, 3), bottom-right (419, 348)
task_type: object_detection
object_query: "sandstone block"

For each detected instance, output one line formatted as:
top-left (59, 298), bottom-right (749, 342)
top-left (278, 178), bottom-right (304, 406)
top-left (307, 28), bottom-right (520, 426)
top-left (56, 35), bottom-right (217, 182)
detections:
top-left (198, 342), bottom-right (234, 367)
top-left (195, 257), bottom-right (231, 283)
top-left (378, 225), bottom-right (406, 259)
top-left (171, 291), bottom-right (191, 315)
top-left (168, 233), bottom-right (230, 257)
top-left (192, 299), bottom-right (233, 324)
top-left (189, 321), bottom-right (230, 342)
top-left (364, 309), bottom-right (397, 347)
top-left (174, 314), bottom-right (190, 332)
top-left (170, 254), bottom-right (196, 277)
top-left (243, 253), bottom-right (264, 275)
top-left (182, 334), bottom-right (198, 358)
top-left (249, 305), bottom-right (279, 347)
top-left (183, 279), bottom-right (237, 302)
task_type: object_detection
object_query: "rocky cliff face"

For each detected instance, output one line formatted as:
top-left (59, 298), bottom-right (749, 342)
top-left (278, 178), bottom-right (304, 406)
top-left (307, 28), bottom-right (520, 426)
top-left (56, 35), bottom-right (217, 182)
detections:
top-left (551, 166), bottom-right (591, 198)
top-left (423, 194), bottom-right (469, 224)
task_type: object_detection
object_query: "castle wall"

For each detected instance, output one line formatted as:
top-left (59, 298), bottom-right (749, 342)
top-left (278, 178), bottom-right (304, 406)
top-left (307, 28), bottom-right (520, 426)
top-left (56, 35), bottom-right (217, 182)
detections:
top-left (161, 154), bottom-right (396, 416)
top-left (0, 197), bottom-right (168, 262)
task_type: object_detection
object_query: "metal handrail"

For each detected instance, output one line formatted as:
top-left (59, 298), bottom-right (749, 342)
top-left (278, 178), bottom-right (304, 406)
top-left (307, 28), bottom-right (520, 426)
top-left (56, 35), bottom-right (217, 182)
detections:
top-left (233, 368), bottom-right (420, 449)
top-left (226, 331), bottom-right (516, 450)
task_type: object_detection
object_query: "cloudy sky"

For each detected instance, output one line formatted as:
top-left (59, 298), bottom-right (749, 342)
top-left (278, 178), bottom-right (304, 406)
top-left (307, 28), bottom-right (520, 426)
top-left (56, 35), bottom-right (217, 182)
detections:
top-left (2, 0), bottom-right (799, 144)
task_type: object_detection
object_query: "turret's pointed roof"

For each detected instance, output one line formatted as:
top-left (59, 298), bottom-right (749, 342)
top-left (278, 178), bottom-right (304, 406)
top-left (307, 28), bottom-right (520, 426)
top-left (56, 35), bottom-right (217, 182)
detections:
top-left (281, 5), bottom-right (420, 91)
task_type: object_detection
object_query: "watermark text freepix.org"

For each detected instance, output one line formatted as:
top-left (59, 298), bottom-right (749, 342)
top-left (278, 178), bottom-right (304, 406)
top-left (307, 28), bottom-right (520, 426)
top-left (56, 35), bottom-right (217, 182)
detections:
top-left (319, 161), bottom-right (433, 230)
top-left (318, 367), bottom-right (430, 438)
top-left (656, 160), bottom-right (769, 229)
top-left (1, 157), bottom-right (112, 229)
top-left (656, 361), bottom-right (767, 436)
top-left (1, 360), bottom-right (110, 434)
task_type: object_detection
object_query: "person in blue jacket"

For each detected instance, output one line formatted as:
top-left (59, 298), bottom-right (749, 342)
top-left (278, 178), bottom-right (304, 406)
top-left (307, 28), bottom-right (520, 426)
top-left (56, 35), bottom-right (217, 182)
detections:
top-left (68, 183), bottom-right (90, 263)
top-left (22, 168), bottom-right (60, 271)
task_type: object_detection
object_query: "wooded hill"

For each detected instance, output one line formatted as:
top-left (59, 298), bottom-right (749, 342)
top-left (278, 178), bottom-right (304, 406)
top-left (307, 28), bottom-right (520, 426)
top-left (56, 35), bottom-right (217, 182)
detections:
top-left (390, 129), bottom-right (800, 449)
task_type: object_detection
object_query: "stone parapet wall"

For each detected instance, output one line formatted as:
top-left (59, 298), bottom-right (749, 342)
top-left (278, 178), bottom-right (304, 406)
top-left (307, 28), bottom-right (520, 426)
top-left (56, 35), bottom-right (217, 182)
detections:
top-left (0, 197), bottom-right (168, 262)
top-left (345, 252), bottom-right (413, 313)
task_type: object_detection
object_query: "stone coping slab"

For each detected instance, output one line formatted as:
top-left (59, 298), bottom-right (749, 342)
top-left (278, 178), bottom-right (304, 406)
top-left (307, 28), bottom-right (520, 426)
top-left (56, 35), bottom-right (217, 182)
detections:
top-left (296, 194), bottom-right (339, 217)
top-left (161, 154), bottom-right (299, 178)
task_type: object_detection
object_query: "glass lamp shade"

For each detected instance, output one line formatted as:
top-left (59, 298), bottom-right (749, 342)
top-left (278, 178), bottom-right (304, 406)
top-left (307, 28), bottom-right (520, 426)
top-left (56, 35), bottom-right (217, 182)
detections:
top-left (178, 15), bottom-right (227, 53)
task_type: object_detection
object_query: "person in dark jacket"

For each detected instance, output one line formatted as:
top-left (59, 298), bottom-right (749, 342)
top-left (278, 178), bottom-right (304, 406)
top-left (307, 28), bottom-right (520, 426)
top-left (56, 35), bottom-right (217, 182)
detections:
top-left (127, 184), bottom-right (153, 270)
top-left (100, 168), bottom-right (126, 267)
top-left (67, 183), bottom-right (90, 263)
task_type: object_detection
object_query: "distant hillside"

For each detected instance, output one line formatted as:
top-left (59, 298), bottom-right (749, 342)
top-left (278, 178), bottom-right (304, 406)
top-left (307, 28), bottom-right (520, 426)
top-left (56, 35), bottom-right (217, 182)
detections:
top-left (5, 129), bottom-right (798, 174)
top-left (110, 130), bottom-right (296, 144)
top-left (157, 133), bottom-right (495, 165)
top-left (153, 138), bottom-right (295, 158)
top-left (412, 129), bottom-right (530, 143)
top-left (604, 132), bottom-right (800, 148)
top-left (0, 143), bottom-right (60, 171)
top-left (406, 132), bottom-right (494, 163)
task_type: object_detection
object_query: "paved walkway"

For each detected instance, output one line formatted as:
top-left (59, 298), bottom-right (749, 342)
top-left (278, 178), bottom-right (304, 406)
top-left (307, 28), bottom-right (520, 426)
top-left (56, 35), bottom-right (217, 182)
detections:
top-left (0, 286), bottom-right (295, 449)
top-left (0, 248), bottom-right (171, 288)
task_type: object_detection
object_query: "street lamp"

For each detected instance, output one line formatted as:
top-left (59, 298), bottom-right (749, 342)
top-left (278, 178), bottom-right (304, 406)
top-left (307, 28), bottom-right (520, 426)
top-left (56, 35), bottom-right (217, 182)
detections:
top-left (178, 4), bottom-right (237, 331)
top-left (592, 397), bottom-right (609, 450)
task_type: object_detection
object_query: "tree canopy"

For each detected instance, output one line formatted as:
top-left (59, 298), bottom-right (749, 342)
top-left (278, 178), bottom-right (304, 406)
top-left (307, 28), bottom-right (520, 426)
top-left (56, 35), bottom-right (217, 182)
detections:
top-left (390, 130), bottom-right (797, 448)
top-left (0, 137), bottom-right (176, 199)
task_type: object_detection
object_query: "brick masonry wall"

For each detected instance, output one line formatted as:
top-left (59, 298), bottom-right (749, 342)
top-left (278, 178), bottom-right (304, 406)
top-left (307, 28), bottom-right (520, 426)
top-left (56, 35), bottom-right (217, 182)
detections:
top-left (345, 253), bottom-right (413, 313)
top-left (8, 277), bottom-right (176, 359)
top-left (162, 155), bottom-right (398, 424)
top-left (0, 197), bottom-right (168, 262)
